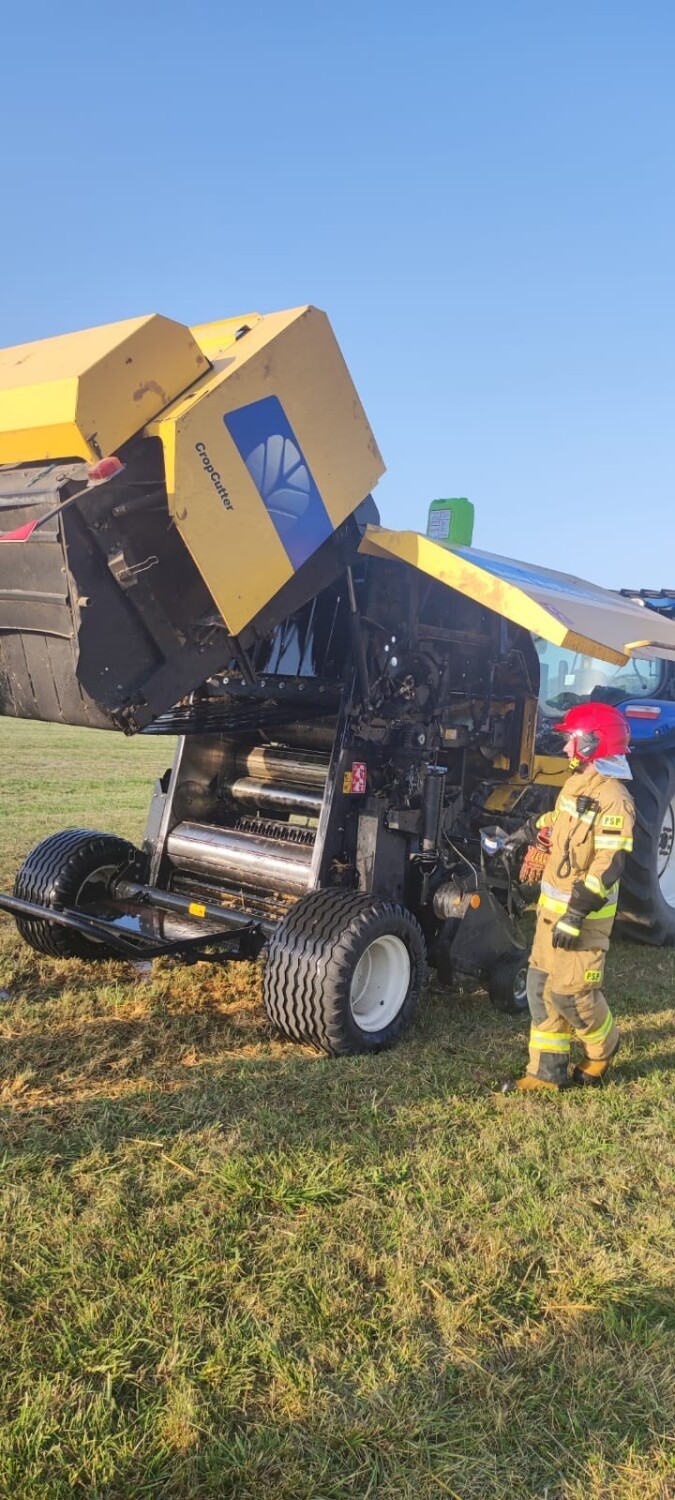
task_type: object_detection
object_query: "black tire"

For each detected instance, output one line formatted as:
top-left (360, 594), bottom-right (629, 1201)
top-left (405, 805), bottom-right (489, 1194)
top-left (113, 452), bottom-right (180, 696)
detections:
top-left (487, 951), bottom-right (529, 1016)
top-left (263, 889), bottom-right (427, 1056)
top-left (14, 829), bottom-right (142, 960)
top-left (616, 753), bottom-right (675, 946)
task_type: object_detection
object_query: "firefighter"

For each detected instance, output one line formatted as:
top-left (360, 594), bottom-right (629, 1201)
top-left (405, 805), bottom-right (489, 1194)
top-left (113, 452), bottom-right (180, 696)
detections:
top-left (503, 702), bottom-right (634, 1092)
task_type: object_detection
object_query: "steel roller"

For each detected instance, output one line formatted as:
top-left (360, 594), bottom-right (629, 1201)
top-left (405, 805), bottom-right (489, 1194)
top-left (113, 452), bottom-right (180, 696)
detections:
top-left (228, 776), bottom-right (323, 817)
top-left (167, 821), bottom-right (313, 895)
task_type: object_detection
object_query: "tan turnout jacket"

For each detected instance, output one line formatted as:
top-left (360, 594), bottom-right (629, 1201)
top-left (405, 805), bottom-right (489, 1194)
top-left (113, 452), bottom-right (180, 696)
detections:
top-left (537, 763), bottom-right (635, 944)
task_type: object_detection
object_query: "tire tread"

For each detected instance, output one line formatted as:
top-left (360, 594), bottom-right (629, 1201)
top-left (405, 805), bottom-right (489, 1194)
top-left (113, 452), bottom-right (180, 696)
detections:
top-left (14, 829), bottom-right (140, 959)
top-left (617, 754), bottom-right (675, 946)
top-left (263, 889), bottom-right (426, 1056)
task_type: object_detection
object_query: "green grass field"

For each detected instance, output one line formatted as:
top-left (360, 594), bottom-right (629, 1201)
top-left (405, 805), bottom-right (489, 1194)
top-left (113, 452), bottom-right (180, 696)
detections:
top-left (2, 718), bottom-right (675, 1499)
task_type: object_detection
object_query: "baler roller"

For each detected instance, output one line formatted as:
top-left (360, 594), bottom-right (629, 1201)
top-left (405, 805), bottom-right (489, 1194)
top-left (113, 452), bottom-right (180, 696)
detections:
top-left (233, 816), bottom-right (315, 845)
top-left (228, 776), bottom-right (323, 817)
top-left (166, 821), bottom-right (313, 895)
top-left (235, 746), bottom-right (329, 788)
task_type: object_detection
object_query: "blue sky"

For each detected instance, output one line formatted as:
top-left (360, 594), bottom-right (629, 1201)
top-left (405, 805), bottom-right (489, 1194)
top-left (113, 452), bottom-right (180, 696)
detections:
top-left (1, 1), bottom-right (673, 586)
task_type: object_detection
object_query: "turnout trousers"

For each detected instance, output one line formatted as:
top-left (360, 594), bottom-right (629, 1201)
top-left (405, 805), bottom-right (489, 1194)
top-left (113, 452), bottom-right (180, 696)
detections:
top-left (525, 913), bottom-right (620, 1086)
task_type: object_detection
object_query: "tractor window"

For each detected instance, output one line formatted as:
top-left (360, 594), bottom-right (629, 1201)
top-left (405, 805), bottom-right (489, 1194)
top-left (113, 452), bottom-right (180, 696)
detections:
top-left (535, 639), bottom-right (663, 717)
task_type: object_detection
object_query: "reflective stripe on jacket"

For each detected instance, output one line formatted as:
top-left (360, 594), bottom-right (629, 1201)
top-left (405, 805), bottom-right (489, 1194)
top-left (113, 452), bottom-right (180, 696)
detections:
top-left (536, 763), bottom-right (635, 921)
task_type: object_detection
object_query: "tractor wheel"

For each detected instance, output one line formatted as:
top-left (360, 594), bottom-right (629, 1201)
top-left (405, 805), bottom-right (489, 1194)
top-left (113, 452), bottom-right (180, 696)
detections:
top-left (14, 830), bottom-right (142, 960)
top-left (263, 889), bottom-right (427, 1056)
top-left (616, 754), bottom-right (675, 947)
top-left (487, 951), bottom-right (530, 1016)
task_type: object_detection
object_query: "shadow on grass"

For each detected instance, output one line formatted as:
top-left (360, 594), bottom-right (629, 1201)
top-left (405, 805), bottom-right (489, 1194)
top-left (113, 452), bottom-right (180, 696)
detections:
top-left (3, 1279), bottom-right (675, 1500)
top-left (2, 969), bottom-right (675, 1495)
top-left (1, 999), bottom-right (674, 1170)
top-left (0, 1040), bottom-right (484, 1160)
top-left (2, 938), bottom-right (675, 1163)
top-left (0, 964), bottom-right (525, 1159)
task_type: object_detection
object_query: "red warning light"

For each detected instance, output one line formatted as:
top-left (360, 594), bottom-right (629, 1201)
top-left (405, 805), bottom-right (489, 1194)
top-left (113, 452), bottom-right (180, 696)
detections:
top-left (88, 456), bottom-right (124, 482)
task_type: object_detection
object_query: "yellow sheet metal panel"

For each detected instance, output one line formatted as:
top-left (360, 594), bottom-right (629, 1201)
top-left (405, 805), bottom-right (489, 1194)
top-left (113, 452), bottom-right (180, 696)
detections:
top-left (190, 314), bottom-right (262, 361)
top-left (0, 314), bottom-right (208, 465)
top-left (484, 755), bottom-right (570, 812)
top-left (359, 528), bottom-right (675, 666)
top-left (149, 305), bottom-right (385, 637)
top-left (532, 754), bottom-right (569, 787)
top-left (483, 782), bottom-right (530, 813)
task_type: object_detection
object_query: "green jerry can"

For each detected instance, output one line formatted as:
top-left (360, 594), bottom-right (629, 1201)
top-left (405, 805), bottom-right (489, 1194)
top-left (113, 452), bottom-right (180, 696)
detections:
top-left (426, 497), bottom-right (475, 547)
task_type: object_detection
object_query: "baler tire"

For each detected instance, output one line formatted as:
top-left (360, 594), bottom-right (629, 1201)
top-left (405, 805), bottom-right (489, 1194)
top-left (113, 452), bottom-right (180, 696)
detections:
top-left (14, 829), bottom-right (142, 960)
top-left (616, 753), bottom-right (675, 947)
top-left (263, 890), bottom-right (427, 1056)
top-left (487, 951), bottom-right (529, 1016)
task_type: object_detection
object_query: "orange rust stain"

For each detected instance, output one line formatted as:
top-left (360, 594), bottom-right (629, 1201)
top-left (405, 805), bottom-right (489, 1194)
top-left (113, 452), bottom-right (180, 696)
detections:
top-left (133, 380), bottom-right (169, 405)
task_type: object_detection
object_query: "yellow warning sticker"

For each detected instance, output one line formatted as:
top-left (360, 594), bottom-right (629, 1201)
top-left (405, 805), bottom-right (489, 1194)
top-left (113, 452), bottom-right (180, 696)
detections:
top-left (584, 968), bottom-right (602, 984)
top-left (189, 902), bottom-right (207, 918)
top-left (343, 771), bottom-right (353, 794)
top-left (601, 814), bottom-right (624, 828)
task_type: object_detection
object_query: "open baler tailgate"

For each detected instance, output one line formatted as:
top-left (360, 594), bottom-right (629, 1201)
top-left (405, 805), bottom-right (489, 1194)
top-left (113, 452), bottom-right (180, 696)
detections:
top-left (0, 307), bottom-right (384, 731)
top-left (360, 528), bottom-right (675, 666)
top-left (0, 452), bottom-right (238, 731)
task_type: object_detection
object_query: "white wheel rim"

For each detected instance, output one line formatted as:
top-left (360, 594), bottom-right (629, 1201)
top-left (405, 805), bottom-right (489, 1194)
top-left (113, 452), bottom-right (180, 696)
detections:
top-left (349, 935), bottom-right (411, 1032)
top-left (658, 798), bottom-right (675, 907)
top-left (513, 965), bottom-right (528, 1003)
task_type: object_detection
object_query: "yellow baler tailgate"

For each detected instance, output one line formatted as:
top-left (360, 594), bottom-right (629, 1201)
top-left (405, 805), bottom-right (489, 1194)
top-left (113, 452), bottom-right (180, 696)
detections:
top-left (0, 314), bottom-right (208, 465)
top-left (148, 305), bottom-right (385, 637)
top-left (359, 528), bottom-right (675, 665)
top-left (0, 304), bottom-right (385, 731)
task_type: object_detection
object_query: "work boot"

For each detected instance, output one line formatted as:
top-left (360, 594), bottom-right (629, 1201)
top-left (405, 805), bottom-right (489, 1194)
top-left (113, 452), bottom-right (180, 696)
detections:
top-left (570, 1039), bottom-right (621, 1088)
top-left (500, 1074), bottom-right (565, 1094)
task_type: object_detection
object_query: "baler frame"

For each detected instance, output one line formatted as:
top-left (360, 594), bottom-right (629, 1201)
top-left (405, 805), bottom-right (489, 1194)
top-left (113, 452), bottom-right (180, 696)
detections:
top-left (5, 305), bottom-right (675, 1050)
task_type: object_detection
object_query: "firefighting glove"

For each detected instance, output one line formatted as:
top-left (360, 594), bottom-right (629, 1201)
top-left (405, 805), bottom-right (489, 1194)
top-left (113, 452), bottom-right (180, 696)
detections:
top-left (568, 879), bottom-right (606, 916)
top-left (519, 843), bottom-right (549, 884)
top-left (551, 913), bottom-right (582, 949)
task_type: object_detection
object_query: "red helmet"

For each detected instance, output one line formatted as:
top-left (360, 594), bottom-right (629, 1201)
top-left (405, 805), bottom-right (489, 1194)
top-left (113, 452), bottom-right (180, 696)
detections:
top-left (554, 702), bottom-right (630, 761)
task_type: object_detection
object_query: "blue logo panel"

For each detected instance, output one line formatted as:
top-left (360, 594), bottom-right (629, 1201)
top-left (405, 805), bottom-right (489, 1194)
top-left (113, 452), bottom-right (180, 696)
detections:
top-left (224, 396), bottom-right (333, 569)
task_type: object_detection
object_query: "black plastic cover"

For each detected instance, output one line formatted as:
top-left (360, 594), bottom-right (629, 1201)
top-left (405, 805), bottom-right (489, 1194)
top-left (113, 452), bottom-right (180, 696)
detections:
top-left (0, 439), bottom-right (366, 732)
